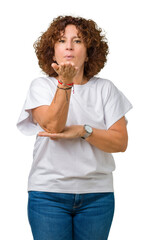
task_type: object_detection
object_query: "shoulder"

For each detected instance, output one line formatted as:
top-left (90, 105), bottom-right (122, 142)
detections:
top-left (30, 76), bottom-right (52, 87)
top-left (91, 76), bottom-right (117, 91)
top-left (29, 76), bottom-right (56, 91)
top-left (91, 76), bottom-right (113, 84)
top-left (91, 77), bottom-right (121, 104)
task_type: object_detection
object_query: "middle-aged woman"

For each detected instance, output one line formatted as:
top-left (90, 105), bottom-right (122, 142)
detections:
top-left (16, 15), bottom-right (133, 240)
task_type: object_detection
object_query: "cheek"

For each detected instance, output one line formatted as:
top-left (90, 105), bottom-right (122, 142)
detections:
top-left (78, 49), bottom-right (87, 62)
top-left (54, 47), bottom-right (64, 60)
top-left (77, 46), bottom-right (87, 57)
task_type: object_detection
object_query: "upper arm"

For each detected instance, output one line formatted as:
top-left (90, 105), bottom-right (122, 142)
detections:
top-left (109, 116), bottom-right (128, 151)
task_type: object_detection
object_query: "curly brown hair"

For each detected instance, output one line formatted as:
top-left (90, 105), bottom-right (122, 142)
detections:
top-left (33, 15), bottom-right (109, 80)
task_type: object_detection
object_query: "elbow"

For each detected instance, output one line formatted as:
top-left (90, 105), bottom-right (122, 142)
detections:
top-left (120, 144), bottom-right (128, 152)
top-left (120, 137), bottom-right (128, 152)
top-left (41, 121), bottom-right (56, 133)
top-left (43, 122), bottom-right (64, 134)
top-left (111, 134), bottom-right (128, 153)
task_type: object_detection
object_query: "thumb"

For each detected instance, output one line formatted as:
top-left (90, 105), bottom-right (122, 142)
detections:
top-left (51, 63), bottom-right (59, 73)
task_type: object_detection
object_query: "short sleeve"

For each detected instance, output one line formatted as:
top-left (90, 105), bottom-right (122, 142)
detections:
top-left (103, 80), bottom-right (133, 129)
top-left (16, 77), bottom-right (53, 136)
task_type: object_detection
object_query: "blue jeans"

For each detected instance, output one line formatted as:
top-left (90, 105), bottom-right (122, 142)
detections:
top-left (27, 191), bottom-right (115, 240)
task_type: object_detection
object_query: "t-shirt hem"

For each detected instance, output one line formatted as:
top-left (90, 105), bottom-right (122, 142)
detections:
top-left (27, 187), bottom-right (114, 194)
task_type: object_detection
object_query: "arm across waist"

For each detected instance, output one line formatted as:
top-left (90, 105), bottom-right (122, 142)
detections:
top-left (85, 116), bottom-right (128, 153)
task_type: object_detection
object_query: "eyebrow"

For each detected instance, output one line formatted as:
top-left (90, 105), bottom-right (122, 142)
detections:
top-left (60, 36), bottom-right (81, 39)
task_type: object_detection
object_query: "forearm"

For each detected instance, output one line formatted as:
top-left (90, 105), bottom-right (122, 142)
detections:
top-left (82, 127), bottom-right (127, 153)
top-left (44, 83), bottom-right (72, 133)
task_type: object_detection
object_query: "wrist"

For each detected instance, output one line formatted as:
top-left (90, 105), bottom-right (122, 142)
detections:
top-left (81, 124), bottom-right (93, 139)
top-left (57, 82), bottom-right (72, 89)
top-left (80, 125), bottom-right (86, 138)
top-left (59, 78), bottom-right (73, 86)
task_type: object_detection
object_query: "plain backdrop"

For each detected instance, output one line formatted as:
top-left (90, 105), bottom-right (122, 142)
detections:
top-left (0, 0), bottom-right (148, 239)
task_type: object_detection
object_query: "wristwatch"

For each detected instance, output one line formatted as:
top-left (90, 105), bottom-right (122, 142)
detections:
top-left (81, 124), bottom-right (93, 139)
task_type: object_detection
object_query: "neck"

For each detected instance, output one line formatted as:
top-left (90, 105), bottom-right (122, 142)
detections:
top-left (73, 77), bottom-right (87, 85)
top-left (72, 70), bottom-right (88, 85)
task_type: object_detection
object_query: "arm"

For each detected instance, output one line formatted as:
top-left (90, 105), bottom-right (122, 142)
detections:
top-left (32, 83), bottom-right (72, 133)
top-left (38, 116), bottom-right (128, 153)
top-left (32, 63), bottom-right (77, 133)
top-left (84, 117), bottom-right (128, 153)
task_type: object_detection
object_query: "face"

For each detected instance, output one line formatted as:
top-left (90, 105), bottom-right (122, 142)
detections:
top-left (53, 24), bottom-right (88, 71)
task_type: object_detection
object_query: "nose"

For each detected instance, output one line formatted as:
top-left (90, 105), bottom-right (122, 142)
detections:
top-left (66, 40), bottom-right (73, 50)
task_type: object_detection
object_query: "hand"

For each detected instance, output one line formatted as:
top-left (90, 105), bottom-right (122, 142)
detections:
top-left (38, 125), bottom-right (84, 140)
top-left (51, 62), bottom-right (78, 84)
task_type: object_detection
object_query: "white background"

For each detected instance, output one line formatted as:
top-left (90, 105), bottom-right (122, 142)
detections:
top-left (0, 0), bottom-right (148, 239)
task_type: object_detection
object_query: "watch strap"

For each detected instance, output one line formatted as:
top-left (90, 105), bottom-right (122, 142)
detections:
top-left (81, 124), bottom-right (93, 139)
top-left (81, 132), bottom-right (91, 139)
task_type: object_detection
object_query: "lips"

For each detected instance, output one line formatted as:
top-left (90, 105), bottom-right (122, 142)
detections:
top-left (64, 55), bottom-right (74, 59)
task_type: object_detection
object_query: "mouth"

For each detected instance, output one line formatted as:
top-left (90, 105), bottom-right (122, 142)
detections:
top-left (64, 56), bottom-right (74, 60)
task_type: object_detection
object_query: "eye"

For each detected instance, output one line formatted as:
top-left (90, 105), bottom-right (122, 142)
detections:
top-left (58, 39), bottom-right (65, 43)
top-left (74, 40), bottom-right (81, 43)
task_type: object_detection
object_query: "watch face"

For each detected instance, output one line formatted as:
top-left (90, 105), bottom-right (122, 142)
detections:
top-left (85, 125), bottom-right (93, 134)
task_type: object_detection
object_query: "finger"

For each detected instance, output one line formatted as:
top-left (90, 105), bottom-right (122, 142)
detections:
top-left (59, 63), bottom-right (77, 77)
top-left (38, 132), bottom-right (53, 137)
top-left (66, 61), bottom-right (74, 66)
top-left (65, 62), bottom-right (75, 68)
top-left (61, 63), bottom-right (76, 76)
top-left (38, 132), bottom-right (61, 139)
top-left (58, 63), bottom-right (66, 75)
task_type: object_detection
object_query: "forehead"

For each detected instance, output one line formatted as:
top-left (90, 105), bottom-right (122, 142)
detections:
top-left (60, 24), bottom-right (81, 37)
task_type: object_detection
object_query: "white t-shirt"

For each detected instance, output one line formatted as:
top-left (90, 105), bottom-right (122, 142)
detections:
top-left (16, 76), bottom-right (133, 193)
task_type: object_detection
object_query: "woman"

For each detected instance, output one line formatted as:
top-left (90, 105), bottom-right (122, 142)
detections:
top-left (16, 15), bottom-right (133, 240)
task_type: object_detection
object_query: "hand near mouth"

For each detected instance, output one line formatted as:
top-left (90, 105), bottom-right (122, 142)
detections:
top-left (51, 62), bottom-right (78, 84)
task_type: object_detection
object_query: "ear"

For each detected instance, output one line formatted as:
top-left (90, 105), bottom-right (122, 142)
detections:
top-left (85, 57), bottom-right (88, 62)
top-left (53, 56), bottom-right (56, 61)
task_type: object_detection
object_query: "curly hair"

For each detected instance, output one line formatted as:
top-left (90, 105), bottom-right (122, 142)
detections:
top-left (33, 15), bottom-right (109, 80)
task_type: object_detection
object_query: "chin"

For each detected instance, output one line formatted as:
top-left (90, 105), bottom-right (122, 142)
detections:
top-left (64, 59), bottom-right (75, 63)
